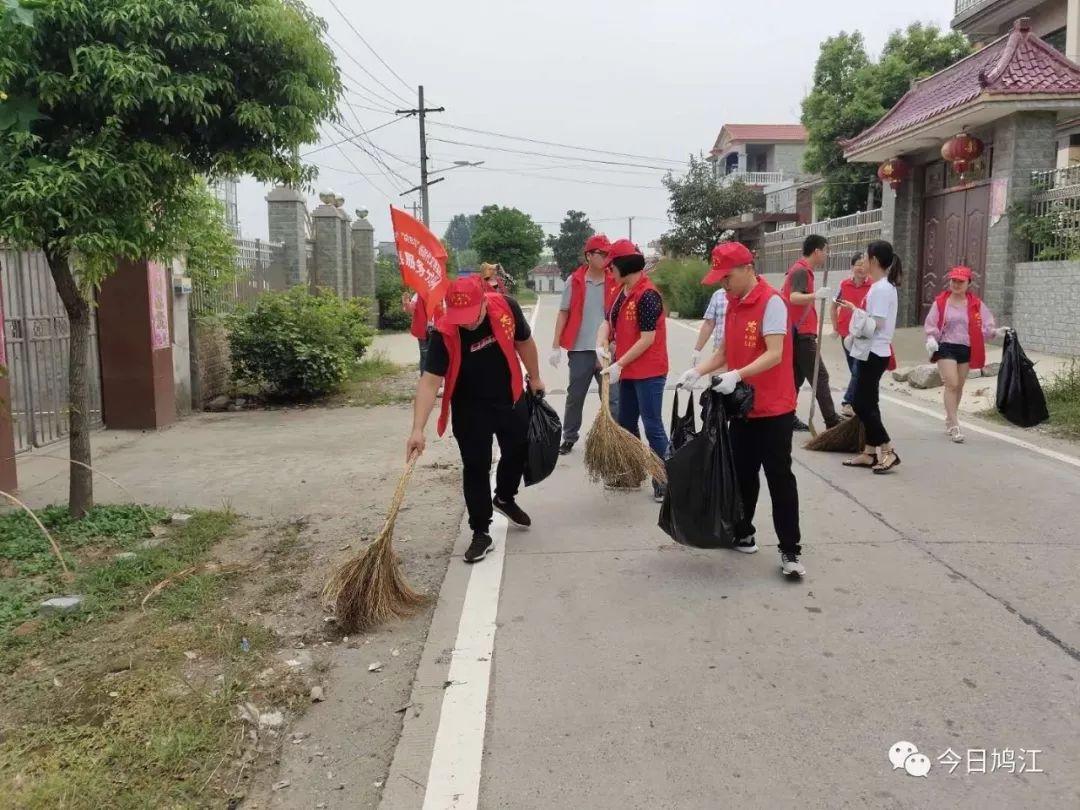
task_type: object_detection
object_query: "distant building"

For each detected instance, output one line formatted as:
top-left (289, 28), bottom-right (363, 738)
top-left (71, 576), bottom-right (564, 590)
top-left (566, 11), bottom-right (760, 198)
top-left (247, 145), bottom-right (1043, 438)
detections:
top-left (211, 178), bottom-right (240, 237)
top-left (707, 124), bottom-right (809, 188)
top-left (528, 264), bottom-right (565, 294)
top-left (377, 241), bottom-right (398, 261)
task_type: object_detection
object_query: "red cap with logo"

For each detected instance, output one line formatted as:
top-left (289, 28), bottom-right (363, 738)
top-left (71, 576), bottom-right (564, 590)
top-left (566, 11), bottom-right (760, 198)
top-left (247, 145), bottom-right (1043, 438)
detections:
top-left (603, 238), bottom-right (643, 268)
top-left (946, 265), bottom-right (974, 282)
top-left (442, 276), bottom-right (487, 325)
top-left (584, 234), bottom-right (612, 254)
top-left (703, 242), bottom-right (754, 284)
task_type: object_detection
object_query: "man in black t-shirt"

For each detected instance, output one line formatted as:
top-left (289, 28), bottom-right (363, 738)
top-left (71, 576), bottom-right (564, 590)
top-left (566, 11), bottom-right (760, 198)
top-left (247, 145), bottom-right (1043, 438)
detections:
top-left (407, 277), bottom-right (545, 563)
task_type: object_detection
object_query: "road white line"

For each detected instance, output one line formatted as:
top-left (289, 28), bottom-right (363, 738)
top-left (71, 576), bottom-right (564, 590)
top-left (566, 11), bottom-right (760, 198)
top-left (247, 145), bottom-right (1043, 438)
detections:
top-left (880, 393), bottom-right (1080, 471)
top-left (422, 296), bottom-right (543, 809)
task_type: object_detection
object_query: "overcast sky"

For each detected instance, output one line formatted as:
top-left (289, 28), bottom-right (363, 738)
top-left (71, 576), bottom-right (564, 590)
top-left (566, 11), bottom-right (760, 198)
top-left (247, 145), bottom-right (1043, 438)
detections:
top-left (236, 0), bottom-right (953, 251)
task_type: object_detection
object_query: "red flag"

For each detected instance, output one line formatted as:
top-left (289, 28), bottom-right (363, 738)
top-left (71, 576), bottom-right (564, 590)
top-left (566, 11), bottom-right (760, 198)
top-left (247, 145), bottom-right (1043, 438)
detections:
top-left (391, 206), bottom-right (449, 310)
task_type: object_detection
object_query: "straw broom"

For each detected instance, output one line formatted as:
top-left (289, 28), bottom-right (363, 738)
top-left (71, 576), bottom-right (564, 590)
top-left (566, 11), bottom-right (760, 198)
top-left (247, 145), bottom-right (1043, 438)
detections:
top-left (323, 456), bottom-right (427, 633)
top-left (804, 415), bottom-right (865, 453)
top-left (584, 365), bottom-right (666, 489)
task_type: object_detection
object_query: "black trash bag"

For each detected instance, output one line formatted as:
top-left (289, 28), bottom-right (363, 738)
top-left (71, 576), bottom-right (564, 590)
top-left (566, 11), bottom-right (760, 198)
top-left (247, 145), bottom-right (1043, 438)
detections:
top-left (659, 389), bottom-right (743, 548)
top-left (523, 389), bottom-right (561, 486)
top-left (996, 330), bottom-right (1049, 428)
top-left (667, 388), bottom-right (698, 457)
top-left (702, 379), bottom-right (755, 421)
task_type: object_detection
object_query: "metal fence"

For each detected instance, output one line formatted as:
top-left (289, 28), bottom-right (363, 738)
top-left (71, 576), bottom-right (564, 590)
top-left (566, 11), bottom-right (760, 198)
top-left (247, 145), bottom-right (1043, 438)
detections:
top-left (1, 247), bottom-right (104, 454)
top-left (1026, 166), bottom-right (1080, 261)
top-left (190, 238), bottom-right (288, 316)
top-left (759, 209), bottom-right (883, 276)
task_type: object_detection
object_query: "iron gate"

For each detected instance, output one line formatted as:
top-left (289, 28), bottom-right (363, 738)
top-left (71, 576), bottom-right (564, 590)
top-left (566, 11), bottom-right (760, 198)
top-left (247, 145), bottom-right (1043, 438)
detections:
top-left (1, 247), bottom-right (104, 454)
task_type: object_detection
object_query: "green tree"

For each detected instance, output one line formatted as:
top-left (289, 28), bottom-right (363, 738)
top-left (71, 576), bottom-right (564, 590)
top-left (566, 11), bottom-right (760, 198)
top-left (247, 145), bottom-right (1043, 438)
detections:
top-left (443, 213), bottom-right (477, 253)
top-left (471, 205), bottom-right (545, 281)
top-left (173, 180), bottom-right (239, 299)
top-left (802, 24), bottom-right (971, 218)
top-left (659, 155), bottom-right (764, 259)
top-left (0, 0), bottom-right (339, 516)
top-left (546, 210), bottom-right (594, 278)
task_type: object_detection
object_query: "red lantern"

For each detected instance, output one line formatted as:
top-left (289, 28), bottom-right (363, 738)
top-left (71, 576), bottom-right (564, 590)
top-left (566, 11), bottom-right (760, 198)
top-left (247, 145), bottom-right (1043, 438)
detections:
top-left (877, 158), bottom-right (910, 190)
top-left (941, 133), bottom-right (984, 177)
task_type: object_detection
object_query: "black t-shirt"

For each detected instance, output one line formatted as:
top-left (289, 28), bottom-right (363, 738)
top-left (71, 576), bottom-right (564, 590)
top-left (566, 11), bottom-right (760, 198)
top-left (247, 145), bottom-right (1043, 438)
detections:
top-left (425, 296), bottom-right (531, 404)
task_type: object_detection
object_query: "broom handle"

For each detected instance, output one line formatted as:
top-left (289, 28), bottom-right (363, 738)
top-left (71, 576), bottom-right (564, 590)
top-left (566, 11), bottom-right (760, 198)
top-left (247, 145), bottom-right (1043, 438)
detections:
top-left (806, 267), bottom-right (829, 437)
top-left (380, 455), bottom-right (419, 537)
top-left (599, 352), bottom-right (612, 417)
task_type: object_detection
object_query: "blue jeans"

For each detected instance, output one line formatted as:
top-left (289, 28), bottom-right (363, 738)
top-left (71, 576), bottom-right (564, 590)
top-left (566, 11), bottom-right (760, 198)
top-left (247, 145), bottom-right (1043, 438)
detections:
top-left (617, 376), bottom-right (670, 459)
top-left (842, 345), bottom-right (860, 406)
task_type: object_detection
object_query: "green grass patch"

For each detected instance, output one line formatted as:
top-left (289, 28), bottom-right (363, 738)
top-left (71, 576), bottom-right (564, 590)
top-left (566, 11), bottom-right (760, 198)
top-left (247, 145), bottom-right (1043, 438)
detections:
top-left (514, 287), bottom-right (538, 305)
top-left (979, 361), bottom-right (1080, 440)
top-left (334, 352), bottom-right (413, 407)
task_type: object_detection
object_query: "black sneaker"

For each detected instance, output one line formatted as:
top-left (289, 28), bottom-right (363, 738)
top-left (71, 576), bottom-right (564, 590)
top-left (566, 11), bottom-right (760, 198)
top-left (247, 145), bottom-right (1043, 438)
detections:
top-left (559, 441), bottom-right (575, 456)
top-left (652, 480), bottom-right (667, 503)
top-left (793, 418), bottom-right (811, 432)
top-left (464, 533), bottom-right (493, 564)
top-left (493, 496), bottom-right (532, 527)
top-left (732, 534), bottom-right (758, 554)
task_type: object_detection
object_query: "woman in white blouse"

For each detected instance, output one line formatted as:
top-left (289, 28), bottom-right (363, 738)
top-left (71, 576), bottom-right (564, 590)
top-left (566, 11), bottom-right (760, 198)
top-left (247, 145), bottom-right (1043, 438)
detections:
top-left (837, 240), bottom-right (901, 474)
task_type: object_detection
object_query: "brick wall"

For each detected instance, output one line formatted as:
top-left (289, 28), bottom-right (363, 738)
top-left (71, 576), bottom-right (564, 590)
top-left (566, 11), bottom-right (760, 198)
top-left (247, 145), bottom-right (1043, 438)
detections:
top-left (1013, 260), bottom-right (1080, 356)
top-left (190, 316), bottom-right (233, 408)
top-left (771, 143), bottom-right (807, 177)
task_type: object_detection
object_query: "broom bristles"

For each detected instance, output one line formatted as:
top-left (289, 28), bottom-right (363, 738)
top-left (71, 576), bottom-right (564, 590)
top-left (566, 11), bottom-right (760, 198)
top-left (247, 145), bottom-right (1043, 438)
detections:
top-left (583, 373), bottom-right (667, 488)
top-left (803, 416), bottom-right (865, 453)
top-left (323, 458), bottom-right (427, 633)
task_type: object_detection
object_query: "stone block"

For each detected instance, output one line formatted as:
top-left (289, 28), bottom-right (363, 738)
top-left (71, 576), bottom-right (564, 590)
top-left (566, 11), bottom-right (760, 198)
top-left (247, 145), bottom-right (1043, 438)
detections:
top-left (908, 364), bottom-right (943, 389)
top-left (982, 362), bottom-right (1001, 377)
top-left (967, 368), bottom-right (982, 380)
top-left (170, 513), bottom-right (194, 527)
top-left (892, 367), bottom-right (914, 382)
top-left (39, 596), bottom-right (84, 616)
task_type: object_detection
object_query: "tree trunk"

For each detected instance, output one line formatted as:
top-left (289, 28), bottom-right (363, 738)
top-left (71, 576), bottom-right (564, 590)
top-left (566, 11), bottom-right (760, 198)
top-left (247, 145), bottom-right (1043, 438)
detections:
top-left (45, 249), bottom-right (94, 518)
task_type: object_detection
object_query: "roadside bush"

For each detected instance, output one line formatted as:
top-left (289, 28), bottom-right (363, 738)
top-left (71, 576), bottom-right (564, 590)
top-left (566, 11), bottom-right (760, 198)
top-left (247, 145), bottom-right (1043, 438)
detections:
top-left (376, 256), bottom-right (411, 331)
top-left (228, 287), bottom-right (373, 399)
top-left (651, 257), bottom-right (718, 319)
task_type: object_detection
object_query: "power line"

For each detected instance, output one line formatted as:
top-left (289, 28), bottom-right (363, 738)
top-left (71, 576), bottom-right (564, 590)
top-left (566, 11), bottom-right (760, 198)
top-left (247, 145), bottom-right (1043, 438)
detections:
top-left (326, 0), bottom-right (416, 96)
top-left (329, 119), bottom-right (410, 192)
top-left (332, 98), bottom-right (416, 188)
top-left (325, 136), bottom-right (397, 203)
top-left (301, 115), bottom-right (407, 157)
top-left (324, 30), bottom-right (412, 107)
top-left (427, 137), bottom-right (677, 171)
top-left (428, 121), bottom-right (686, 165)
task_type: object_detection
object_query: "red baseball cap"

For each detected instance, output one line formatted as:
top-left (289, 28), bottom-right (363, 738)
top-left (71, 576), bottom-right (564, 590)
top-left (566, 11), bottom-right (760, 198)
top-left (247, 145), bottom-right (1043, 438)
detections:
top-left (584, 234), bottom-right (612, 254)
top-left (603, 238), bottom-right (643, 268)
top-left (946, 266), bottom-right (974, 282)
top-left (442, 276), bottom-right (486, 325)
top-left (703, 242), bottom-right (754, 284)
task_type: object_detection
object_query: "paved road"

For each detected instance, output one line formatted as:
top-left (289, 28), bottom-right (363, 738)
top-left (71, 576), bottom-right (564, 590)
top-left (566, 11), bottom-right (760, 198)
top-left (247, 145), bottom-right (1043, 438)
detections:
top-left (384, 294), bottom-right (1080, 810)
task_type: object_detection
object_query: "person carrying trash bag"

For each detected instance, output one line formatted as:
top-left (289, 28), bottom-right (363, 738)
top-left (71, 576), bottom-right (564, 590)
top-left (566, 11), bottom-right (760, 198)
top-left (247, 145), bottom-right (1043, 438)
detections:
top-left (677, 241), bottom-right (806, 579)
top-left (406, 276), bottom-right (546, 564)
top-left (549, 234), bottom-right (620, 455)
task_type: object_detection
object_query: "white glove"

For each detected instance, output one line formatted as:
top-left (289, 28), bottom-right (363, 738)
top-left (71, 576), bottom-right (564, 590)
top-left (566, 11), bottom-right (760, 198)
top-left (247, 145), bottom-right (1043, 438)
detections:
top-left (994, 327), bottom-right (1010, 339)
top-left (712, 370), bottom-right (741, 395)
top-left (925, 337), bottom-right (939, 356)
top-left (677, 368), bottom-right (701, 389)
top-left (595, 343), bottom-right (610, 362)
top-left (548, 348), bottom-right (563, 369)
top-left (691, 349), bottom-right (701, 366)
top-left (813, 287), bottom-right (833, 301)
top-left (601, 362), bottom-right (622, 385)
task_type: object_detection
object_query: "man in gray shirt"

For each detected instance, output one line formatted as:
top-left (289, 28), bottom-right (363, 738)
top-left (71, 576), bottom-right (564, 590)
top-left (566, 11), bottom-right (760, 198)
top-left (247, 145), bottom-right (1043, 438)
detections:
top-left (549, 235), bottom-right (619, 454)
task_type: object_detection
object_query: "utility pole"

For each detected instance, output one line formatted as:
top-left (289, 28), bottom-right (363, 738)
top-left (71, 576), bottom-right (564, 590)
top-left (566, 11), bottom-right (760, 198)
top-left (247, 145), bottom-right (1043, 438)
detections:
top-left (628, 216), bottom-right (635, 242)
top-left (396, 86), bottom-right (445, 227)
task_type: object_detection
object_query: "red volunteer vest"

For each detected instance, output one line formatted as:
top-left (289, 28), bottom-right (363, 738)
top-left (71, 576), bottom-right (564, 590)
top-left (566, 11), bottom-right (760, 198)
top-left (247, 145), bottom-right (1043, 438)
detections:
top-left (435, 294), bottom-right (524, 437)
top-left (933, 291), bottom-right (987, 370)
top-left (836, 277), bottom-right (870, 338)
top-left (725, 277), bottom-right (797, 419)
top-left (559, 265), bottom-right (619, 350)
top-left (610, 275), bottom-right (668, 380)
top-left (782, 258), bottom-right (818, 336)
top-left (410, 297), bottom-right (429, 339)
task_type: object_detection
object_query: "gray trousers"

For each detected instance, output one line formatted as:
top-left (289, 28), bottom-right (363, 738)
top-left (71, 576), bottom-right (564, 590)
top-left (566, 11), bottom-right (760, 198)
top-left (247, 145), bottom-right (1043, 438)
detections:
top-left (563, 350), bottom-right (619, 444)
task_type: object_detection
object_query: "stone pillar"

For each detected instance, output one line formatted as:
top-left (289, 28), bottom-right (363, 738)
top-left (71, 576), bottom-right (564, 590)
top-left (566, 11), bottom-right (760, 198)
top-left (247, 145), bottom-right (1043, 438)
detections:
top-left (880, 163), bottom-right (925, 327)
top-left (266, 186), bottom-right (309, 287)
top-left (985, 112), bottom-right (1058, 323)
top-left (0, 270), bottom-right (18, 492)
top-left (97, 259), bottom-right (176, 430)
top-left (170, 257), bottom-right (192, 417)
top-left (351, 211), bottom-right (377, 325)
top-left (311, 202), bottom-right (349, 294)
top-left (1068, 0), bottom-right (1079, 65)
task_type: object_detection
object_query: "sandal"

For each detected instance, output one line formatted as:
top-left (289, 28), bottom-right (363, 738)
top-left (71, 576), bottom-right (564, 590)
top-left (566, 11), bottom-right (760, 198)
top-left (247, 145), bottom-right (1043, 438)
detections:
top-left (947, 426), bottom-right (965, 444)
top-left (872, 450), bottom-right (901, 474)
top-left (843, 454), bottom-right (876, 468)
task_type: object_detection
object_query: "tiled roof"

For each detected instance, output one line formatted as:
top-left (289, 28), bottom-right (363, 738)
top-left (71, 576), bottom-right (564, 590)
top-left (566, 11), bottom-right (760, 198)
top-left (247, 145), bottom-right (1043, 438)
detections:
top-left (843, 18), bottom-right (1080, 155)
top-left (711, 124), bottom-right (807, 155)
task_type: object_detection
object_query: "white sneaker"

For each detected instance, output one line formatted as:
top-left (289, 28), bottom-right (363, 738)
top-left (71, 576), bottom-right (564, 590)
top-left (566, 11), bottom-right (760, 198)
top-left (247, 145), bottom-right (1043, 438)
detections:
top-left (732, 534), bottom-right (758, 554)
top-left (947, 425), bottom-right (965, 443)
top-left (780, 552), bottom-right (805, 578)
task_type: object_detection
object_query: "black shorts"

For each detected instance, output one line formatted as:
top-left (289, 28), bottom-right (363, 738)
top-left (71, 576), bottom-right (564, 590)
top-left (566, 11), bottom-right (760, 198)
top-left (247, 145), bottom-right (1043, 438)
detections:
top-left (932, 342), bottom-right (971, 365)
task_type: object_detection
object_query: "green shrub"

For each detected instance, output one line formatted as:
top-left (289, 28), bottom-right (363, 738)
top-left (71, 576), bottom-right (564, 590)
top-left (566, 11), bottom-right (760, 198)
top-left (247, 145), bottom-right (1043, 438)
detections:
top-left (651, 258), bottom-right (718, 319)
top-left (228, 287), bottom-right (373, 399)
top-left (376, 256), bottom-right (411, 331)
